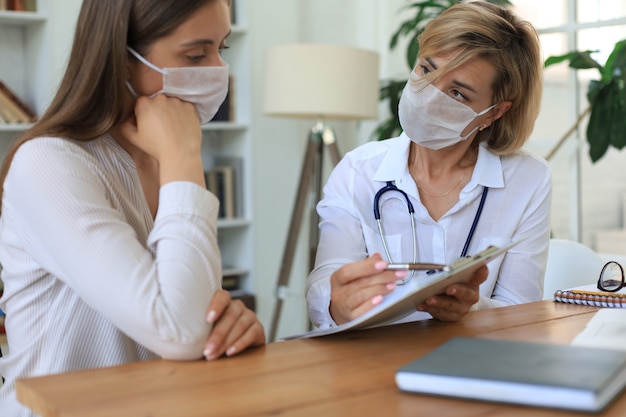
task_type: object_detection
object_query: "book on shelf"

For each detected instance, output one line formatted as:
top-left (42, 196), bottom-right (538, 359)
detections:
top-left (222, 268), bottom-right (245, 291)
top-left (222, 275), bottom-right (239, 291)
top-left (395, 336), bottom-right (626, 413)
top-left (206, 165), bottom-right (235, 219)
top-left (554, 284), bottom-right (626, 308)
top-left (285, 239), bottom-right (521, 340)
top-left (0, 89), bottom-right (21, 124)
top-left (206, 156), bottom-right (244, 219)
top-left (0, 81), bottom-right (36, 124)
top-left (214, 156), bottom-right (244, 218)
top-left (210, 75), bottom-right (235, 122)
top-left (0, 0), bottom-right (37, 12)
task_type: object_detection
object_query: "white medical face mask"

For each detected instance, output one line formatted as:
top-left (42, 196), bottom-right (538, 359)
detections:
top-left (126, 47), bottom-right (229, 124)
top-left (398, 72), bottom-right (495, 150)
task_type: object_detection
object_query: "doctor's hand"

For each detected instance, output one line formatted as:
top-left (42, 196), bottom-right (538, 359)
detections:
top-left (329, 253), bottom-right (407, 325)
top-left (203, 290), bottom-right (266, 361)
top-left (416, 265), bottom-right (489, 322)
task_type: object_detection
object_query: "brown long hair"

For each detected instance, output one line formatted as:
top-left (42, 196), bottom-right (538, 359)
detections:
top-left (418, 1), bottom-right (543, 155)
top-left (0, 0), bottom-right (227, 206)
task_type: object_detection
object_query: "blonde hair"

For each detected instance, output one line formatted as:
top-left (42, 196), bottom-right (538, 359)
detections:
top-left (418, 1), bottom-right (543, 155)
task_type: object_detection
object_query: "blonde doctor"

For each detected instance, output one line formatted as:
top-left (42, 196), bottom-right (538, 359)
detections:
top-left (306, 1), bottom-right (551, 329)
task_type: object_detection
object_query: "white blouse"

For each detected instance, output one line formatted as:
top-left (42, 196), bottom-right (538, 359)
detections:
top-left (0, 135), bottom-right (221, 417)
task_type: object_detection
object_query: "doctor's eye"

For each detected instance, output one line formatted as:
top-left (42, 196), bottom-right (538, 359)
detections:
top-left (417, 64), bottom-right (432, 76)
top-left (450, 88), bottom-right (468, 103)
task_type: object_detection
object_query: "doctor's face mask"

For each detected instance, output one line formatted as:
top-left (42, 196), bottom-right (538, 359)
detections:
top-left (126, 46), bottom-right (229, 125)
top-left (398, 71), bottom-right (495, 150)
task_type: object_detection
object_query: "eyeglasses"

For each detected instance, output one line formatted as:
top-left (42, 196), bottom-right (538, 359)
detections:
top-left (597, 261), bottom-right (626, 292)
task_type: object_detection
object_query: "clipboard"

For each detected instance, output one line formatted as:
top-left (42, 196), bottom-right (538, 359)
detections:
top-left (284, 239), bottom-right (522, 340)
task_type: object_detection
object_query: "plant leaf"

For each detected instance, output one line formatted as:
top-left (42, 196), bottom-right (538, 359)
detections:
top-left (404, 1), bottom-right (450, 13)
top-left (371, 118), bottom-right (403, 142)
top-left (587, 83), bottom-right (614, 162)
top-left (405, 32), bottom-right (421, 70)
top-left (607, 80), bottom-right (626, 149)
top-left (390, 19), bottom-right (421, 50)
top-left (569, 52), bottom-right (603, 71)
top-left (545, 51), bottom-right (602, 71)
top-left (386, 79), bottom-right (407, 116)
top-left (602, 39), bottom-right (626, 84)
top-left (586, 79), bottom-right (604, 104)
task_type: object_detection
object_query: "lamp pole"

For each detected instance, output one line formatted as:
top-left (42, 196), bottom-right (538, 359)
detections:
top-left (268, 120), bottom-right (340, 342)
top-left (263, 43), bottom-right (379, 341)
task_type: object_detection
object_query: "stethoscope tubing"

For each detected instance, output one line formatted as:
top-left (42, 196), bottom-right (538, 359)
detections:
top-left (374, 182), bottom-right (418, 284)
top-left (373, 181), bottom-right (488, 284)
top-left (460, 187), bottom-right (489, 257)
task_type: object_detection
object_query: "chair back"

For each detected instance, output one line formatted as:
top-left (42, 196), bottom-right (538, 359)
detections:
top-left (543, 238), bottom-right (605, 300)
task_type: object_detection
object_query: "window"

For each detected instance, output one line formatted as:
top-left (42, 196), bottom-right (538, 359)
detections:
top-left (515, 1), bottom-right (626, 251)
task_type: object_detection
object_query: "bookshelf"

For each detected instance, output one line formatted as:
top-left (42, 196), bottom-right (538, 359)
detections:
top-left (0, 0), bottom-right (256, 302)
top-left (203, 0), bottom-right (255, 300)
top-left (0, 6), bottom-right (47, 141)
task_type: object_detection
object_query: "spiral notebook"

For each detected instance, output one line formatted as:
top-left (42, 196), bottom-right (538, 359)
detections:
top-left (554, 284), bottom-right (626, 308)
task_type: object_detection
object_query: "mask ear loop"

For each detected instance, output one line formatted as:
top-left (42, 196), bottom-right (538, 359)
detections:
top-left (461, 103), bottom-right (498, 139)
top-left (126, 46), bottom-right (166, 75)
top-left (125, 81), bottom-right (140, 98)
top-left (477, 103), bottom-right (497, 117)
top-left (125, 47), bottom-right (168, 98)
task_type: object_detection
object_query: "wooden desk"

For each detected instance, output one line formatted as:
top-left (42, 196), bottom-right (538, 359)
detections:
top-left (16, 301), bottom-right (615, 417)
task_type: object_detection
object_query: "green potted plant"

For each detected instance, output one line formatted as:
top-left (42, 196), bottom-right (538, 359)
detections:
top-left (372, 0), bottom-right (512, 141)
top-left (543, 39), bottom-right (626, 163)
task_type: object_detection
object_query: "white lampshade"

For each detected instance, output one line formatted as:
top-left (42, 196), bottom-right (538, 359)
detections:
top-left (264, 43), bottom-right (380, 121)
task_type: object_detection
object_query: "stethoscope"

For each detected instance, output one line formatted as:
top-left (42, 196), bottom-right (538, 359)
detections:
top-left (373, 181), bottom-right (489, 284)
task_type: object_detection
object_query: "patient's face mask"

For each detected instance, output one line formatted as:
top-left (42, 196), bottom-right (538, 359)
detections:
top-left (126, 47), bottom-right (229, 124)
top-left (398, 71), bottom-right (495, 150)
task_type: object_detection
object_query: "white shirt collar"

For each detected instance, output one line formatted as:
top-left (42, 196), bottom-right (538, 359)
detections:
top-left (373, 132), bottom-right (504, 192)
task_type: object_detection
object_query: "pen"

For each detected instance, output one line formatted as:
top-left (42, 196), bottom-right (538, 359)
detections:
top-left (385, 263), bottom-right (451, 272)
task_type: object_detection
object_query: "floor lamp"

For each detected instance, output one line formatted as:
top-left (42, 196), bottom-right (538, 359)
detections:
top-left (264, 43), bottom-right (379, 341)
